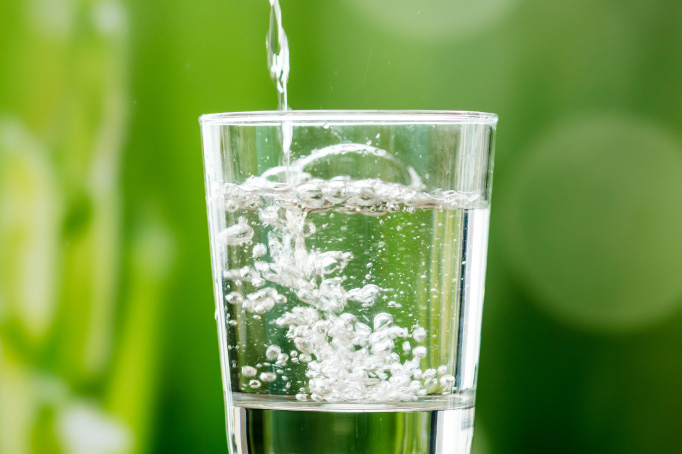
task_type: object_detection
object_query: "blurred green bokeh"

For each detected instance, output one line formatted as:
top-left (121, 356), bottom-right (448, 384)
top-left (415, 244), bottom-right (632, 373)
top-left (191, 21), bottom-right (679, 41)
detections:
top-left (1, 0), bottom-right (682, 453)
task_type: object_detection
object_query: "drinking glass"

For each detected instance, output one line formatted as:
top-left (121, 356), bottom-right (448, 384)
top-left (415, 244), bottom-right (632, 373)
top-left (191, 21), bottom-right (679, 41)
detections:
top-left (200, 110), bottom-right (498, 454)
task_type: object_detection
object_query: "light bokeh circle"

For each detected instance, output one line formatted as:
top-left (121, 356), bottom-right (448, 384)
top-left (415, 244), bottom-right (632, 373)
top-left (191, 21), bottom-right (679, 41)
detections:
top-left (346, 0), bottom-right (518, 41)
top-left (502, 114), bottom-right (682, 332)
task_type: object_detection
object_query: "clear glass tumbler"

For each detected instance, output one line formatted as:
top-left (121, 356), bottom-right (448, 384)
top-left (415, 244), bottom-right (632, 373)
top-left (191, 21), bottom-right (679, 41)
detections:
top-left (199, 111), bottom-right (498, 454)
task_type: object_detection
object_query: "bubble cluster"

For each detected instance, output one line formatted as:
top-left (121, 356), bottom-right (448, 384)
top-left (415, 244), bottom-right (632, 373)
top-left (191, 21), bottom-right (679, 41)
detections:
top-left (220, 146), bottom-right (470, 401)
top-left (274, 310), bottom-right (441, 403)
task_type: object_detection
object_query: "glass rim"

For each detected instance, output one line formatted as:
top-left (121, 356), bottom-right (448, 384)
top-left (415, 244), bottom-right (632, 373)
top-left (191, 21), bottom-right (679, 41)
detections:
top-left (199, 110), bottom-right (498, 126)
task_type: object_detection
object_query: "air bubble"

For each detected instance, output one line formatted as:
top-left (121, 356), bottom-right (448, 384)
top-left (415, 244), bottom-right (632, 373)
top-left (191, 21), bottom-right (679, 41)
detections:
top-left (322, 179), bottom-right (347, 204)
top-left (311, 251), bottom-right (353, 276)
top-left (440, 374), bottom-right (455, 389)
top-left (242, 366), bottom-right (257, 377)
top-left (412, 346), bottom-right (427, 358)
top-left (259, 206), bottom-right (280, 226)
top-left (370, 339), bottom-right (394, 357)
top-left (253, 243), bottom-right (267, 257)
top-left (225, 199), bottom-right (239, 212)
top-left (249, 379), bottom-right (261, 388)
top-left (276, 353), bottom-right (289, 366)
top-left (373, 313), bottom-right (394, 330)
top-left (412, 327), bottom-right (427, 342)
top-left (349, 284), bottom-right (381, 306)
top-left (349, 181), bottom-right (377, 205)
top-left (225, 292), bottom-right (243, 305)
top-left (297, 182), bottom-right (325, 209)
top-left (295, 337), bottom-right (314, 354)
top-left (302, 220), bottom-right (317, 237)
top-left (299, 353), bottom-right (312, 363)
top-left (251, 276), bottom-right (266, 288)
top-left (338, 313), bottom-right (357, 328)
top-left (244, 288), bottom-right (278, 314)
top-left (240, 266), bottom-right (252, 279)
top-left (423, 368), bottom-right (437, 380)
top-left (312, 320), bottom-right (330, 336)
top-left (424, 377), bottom-right (438, 391)
top-left (260, 372), bottom-right (277, 383)
top-left (220, 217), bottom-right (254, 246)
top-left (254, 261), bottom-right (270, 272)
top-left (266, 345), bottom-right (282, 361)
top-left (274, 294), bottom-right (287, 305)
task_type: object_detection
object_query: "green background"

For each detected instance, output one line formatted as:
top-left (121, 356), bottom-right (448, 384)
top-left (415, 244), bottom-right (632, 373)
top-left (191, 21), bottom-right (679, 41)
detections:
top-left (2, 0), bottom-right (682, 453)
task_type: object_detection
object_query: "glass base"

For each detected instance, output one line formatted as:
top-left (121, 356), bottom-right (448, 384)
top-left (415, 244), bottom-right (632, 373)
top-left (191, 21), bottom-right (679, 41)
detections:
top-left (229, 404), bottom-right (474, 454)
